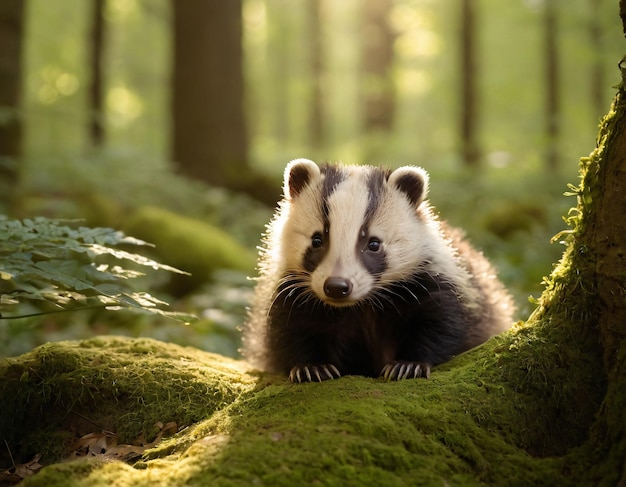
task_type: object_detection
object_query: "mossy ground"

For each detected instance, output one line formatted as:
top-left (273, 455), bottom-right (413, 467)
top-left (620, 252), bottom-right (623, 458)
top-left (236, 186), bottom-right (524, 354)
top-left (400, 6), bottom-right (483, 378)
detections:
top-left (0, 330), bottom-right (593, 487)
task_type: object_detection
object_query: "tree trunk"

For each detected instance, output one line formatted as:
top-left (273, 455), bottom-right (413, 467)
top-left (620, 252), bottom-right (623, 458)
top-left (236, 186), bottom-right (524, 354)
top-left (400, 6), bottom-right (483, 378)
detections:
top-left (576, 5), bottom-right (626, 479)
top-left (88, 0), bottom-right (106, 147)
top-left (544, 0), bottom-right (560, 172)
top-left (460, 0), bottom-right (480, 167)
top-left (0, 0), bottom-right (24, 213)
top-left (584, 76), bottom-right (626, 486)
top-left (267, 1), bottom-right (291, 145)
top-left (361, 0), bottom-right (395, 134)
top-left (521, 53), bottom-right (626, 482)
top-left (309, 0), bottom-right (324, 148)
top-left (171, 0), bottom-right (249, 190)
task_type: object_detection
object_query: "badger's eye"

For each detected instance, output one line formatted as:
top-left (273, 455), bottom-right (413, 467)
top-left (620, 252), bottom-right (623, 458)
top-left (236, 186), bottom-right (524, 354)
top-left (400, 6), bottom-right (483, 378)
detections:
top-left (367, 237), bottom-right (381, 252)
top-left (311, 232), bottom-right (323, 249)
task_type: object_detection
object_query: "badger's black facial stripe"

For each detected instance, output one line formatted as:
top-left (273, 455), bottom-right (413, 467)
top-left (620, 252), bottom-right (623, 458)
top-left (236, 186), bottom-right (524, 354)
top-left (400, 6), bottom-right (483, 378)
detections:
top-left (303, 232), bottom-right (327, 273)
top-left (356, 225), bottom-right (387, 276)
top-left (319, 165), bottom-right (346, 234)
top-left (320, 165), bottom-right (345, 213)
top-left (301, 166), bottom-right (344, 275)
top-left (362, 249), bottom-right (387, 276)
top-left (364, 169), bottom-right (387, 223)
top-left (353, 170), bottom-right (388, 277)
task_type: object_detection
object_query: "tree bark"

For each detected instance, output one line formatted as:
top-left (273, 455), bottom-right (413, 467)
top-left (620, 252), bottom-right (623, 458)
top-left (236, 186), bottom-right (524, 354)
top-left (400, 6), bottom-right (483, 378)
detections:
top-left (575, 11), bottom-right (626, 478)
top-left (585, 81), bottom-right (626, 486)
top-left (171, 0), bottom-right (249, 190)
top-left (460, 0), bottom-right (480, 167)
top-left (0, 0), bottom-right (24, 213)
top-left (520, 56), bottom-right (626, 482)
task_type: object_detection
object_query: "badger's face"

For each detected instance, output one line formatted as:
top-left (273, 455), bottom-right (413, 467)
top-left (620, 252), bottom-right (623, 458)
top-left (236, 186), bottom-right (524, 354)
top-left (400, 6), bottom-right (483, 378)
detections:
top-left (278, 159), bottom-right (435, 308)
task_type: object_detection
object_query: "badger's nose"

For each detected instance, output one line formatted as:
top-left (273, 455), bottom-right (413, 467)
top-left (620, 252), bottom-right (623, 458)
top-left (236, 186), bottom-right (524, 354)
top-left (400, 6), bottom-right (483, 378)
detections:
top-left (324, 277), bottom-right (353, 299)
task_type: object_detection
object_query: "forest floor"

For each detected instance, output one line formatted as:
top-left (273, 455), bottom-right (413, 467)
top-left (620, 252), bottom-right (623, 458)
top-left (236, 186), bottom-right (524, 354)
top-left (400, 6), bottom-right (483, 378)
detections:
top-left (0, 333), bottom-right (597, 486)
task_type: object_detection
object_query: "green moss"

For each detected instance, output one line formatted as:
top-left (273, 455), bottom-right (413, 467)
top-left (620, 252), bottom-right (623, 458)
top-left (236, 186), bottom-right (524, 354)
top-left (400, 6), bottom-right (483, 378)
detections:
top-left (124, 206), bottom-right (256, 292)
top-left (0, 337), bottom-right (256, 467)
top-left (0, 335), bottom-right (571, 487)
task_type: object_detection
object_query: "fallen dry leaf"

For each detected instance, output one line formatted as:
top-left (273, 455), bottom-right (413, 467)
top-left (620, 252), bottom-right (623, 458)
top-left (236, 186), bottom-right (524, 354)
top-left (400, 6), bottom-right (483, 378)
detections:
top-left (72, 431), bottom-right (117, 457)
top-left (0, 454), bottom-right (43, 484)
top-left (70, 422), bottom-right (177, 462)
top-left (13, 454), bottom-right (43, 479)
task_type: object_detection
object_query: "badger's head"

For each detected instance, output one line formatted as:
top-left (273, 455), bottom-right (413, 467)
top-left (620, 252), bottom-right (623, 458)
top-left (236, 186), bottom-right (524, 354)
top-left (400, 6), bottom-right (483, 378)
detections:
top-left (277, 159), bottom-right (438, 308)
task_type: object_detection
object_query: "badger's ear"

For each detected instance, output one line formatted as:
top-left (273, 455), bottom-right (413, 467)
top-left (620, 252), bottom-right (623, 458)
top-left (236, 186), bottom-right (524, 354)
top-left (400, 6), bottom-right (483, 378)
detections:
top-left (284, 158), bottom-right (321, 200)
top-left (388, 166), bottom-right (429, 208)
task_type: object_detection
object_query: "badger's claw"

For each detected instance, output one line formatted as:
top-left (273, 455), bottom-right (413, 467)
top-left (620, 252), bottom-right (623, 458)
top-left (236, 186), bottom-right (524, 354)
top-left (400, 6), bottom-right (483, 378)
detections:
top-left (289, 364), bottom-right (341, 383)
top-left (381, 361), bottom-right (431, 381)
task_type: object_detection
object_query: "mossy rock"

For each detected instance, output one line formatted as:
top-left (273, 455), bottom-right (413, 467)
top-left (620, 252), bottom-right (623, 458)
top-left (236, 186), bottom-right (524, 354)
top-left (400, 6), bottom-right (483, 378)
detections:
top-left (0, 338), bottom-right (255, 463)
top-left (482, 201), bottom-right (548, 239)
top-left (0, 332), bottom-right (600, 486)
top-left (124, 206), bottom-right (256, 294)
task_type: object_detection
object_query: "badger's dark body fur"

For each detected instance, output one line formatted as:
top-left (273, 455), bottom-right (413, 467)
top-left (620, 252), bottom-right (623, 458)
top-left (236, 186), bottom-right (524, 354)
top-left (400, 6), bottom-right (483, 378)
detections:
top-left (243, 160), bottom-right (514, 382)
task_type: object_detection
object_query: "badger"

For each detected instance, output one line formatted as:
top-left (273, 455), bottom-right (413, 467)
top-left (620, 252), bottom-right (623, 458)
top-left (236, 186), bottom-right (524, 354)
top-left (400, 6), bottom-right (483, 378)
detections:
top-left (243, 159), bottom-right (514, 383)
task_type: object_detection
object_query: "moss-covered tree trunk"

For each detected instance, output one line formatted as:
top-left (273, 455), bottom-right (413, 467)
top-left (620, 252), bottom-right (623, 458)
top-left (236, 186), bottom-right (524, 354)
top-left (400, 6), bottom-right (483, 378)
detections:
top-left (582, 60), bottom-right (626, 484)
top-left (523, 61), bottom-right (626, 483)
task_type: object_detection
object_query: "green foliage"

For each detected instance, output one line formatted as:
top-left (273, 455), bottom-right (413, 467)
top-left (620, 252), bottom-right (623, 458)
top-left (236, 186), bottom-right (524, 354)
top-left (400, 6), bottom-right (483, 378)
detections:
top-left (11, 151), bottom-right (264, 359)
top-left (0, 216), bottom-right (191, 322)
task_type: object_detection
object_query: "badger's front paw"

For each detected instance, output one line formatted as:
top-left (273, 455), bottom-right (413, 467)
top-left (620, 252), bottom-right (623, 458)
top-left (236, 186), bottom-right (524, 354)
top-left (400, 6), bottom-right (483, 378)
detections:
top-left (289, 364), bottom-right (341, 383)
top-left (381, 361), bottom-right (431, 381)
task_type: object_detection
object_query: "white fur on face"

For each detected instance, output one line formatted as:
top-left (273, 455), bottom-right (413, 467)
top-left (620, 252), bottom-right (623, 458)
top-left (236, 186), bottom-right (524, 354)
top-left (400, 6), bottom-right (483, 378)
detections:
top-left (309, 167), bottom-right (375, 305)
top-left (273, 162), bottom-right (468, 307)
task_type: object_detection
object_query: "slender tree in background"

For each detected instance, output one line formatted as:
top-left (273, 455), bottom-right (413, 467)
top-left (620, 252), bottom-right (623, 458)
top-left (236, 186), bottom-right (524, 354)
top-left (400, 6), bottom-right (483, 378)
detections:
top-left (267, 1), bottom-right (291, 145)
top-left (544, 0), bottom-right (560, 172)
top-left (361, 0), bottom-right (395, 134)
top-left (88, 0), bottom-right (106, 147)
top-left (460, 0), bottom-right (480, 167)
top-left (171, 0), bottom-right (249, 191)
top-left (0, 0), bottom-right (24, 213)
top-left (309, 0), bottom-right (324, 148)
top-left (589, 0), bottom-right (606, 118)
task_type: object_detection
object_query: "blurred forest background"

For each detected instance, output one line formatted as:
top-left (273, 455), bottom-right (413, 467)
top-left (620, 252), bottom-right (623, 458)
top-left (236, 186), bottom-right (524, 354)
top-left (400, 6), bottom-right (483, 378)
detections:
top-left (0, 0), bottom-right (623, 358)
